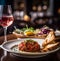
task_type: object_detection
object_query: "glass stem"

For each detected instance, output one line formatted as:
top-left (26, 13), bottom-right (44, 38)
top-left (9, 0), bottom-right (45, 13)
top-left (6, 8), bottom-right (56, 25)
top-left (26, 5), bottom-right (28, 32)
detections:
top-left (4, 27), bottom-right (7, 42)
top-left (3, 27), bottom-right (7, 56)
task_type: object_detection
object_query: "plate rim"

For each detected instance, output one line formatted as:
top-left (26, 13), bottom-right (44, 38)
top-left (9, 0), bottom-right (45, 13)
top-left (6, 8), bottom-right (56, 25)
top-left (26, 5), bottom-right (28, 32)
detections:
top-left (1, 38), bottom-right (60, 55)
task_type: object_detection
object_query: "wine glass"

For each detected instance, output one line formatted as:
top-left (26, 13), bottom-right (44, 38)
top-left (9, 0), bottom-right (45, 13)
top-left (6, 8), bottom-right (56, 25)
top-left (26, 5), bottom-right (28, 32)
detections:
top-left (0, 5), bottom-right (14, 42)
top-left (0, 5), bottom-right (14, 56)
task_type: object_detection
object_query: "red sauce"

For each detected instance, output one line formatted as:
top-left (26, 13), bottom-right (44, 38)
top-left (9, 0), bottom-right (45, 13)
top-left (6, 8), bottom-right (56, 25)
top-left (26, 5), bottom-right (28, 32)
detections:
top-left (18, 40), bottom-right (40, 52)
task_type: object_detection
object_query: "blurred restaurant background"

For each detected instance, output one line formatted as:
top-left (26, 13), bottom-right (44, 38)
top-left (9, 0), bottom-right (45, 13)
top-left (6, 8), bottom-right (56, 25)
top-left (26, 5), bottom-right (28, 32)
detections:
top-left (0, 0), bottom-right (60, 36)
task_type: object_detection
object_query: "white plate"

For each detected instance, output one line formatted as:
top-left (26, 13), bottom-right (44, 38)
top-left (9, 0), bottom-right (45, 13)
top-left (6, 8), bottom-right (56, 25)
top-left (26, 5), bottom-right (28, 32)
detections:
top-left (1, 38), bottom-right (60, 58)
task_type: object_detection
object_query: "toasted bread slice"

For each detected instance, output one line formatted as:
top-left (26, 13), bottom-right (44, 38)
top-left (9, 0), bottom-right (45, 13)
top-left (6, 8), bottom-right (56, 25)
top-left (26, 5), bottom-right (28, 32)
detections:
top-left (42, 42), bottom-right (60, 52)
top-left (42, 31), bottom-right (56, 47)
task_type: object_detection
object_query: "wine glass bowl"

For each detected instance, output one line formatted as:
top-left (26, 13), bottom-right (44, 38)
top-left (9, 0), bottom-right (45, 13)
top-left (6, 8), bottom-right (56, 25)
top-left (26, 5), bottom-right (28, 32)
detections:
top-left (0, 5), bottom-right (14, 27)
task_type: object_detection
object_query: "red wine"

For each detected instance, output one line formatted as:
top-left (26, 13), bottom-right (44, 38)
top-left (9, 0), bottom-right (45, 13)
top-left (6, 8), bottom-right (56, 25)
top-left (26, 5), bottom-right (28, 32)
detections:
top-left (0, 15), bottom-right (14, 27)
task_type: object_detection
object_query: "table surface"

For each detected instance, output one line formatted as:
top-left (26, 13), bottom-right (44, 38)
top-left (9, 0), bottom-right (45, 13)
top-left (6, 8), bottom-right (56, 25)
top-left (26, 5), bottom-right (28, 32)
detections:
top-left (0, 34), bottom-right (60, 61)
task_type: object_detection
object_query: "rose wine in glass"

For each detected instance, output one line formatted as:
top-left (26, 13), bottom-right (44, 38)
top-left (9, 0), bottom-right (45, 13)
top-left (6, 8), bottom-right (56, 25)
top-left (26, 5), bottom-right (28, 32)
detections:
top-left (0, 15), bottom-right (13, 27)
top-left (0, 5), bottom-right (14, 57)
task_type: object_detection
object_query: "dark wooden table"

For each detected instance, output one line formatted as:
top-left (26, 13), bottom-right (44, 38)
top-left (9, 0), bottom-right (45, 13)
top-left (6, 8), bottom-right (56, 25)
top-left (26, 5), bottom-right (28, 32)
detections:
top-left (0, 34), bottom-right (60, 61)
